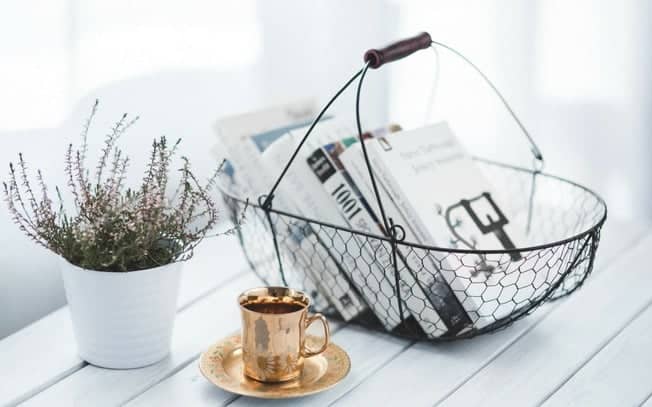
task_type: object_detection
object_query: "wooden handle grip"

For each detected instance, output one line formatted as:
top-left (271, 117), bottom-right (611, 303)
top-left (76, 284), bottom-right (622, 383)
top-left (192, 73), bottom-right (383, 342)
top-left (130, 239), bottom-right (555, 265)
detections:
top-left (364, 32), bottom-right (432, 69)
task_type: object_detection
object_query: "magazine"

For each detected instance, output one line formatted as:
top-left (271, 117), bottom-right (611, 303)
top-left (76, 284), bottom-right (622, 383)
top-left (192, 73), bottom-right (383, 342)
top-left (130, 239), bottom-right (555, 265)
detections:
top-left (260, 121), bottom-right (369, 321)
top-left (214, 99), bottom-right (318, 197)
top-left (214, 101), bottom-right (333, 312)
top-left (263, 121), bottom-right (413, 331)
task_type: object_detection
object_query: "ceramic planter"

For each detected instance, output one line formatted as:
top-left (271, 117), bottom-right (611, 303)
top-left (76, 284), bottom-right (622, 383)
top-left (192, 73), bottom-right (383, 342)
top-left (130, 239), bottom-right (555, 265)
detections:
top-left (60, 258), bottom-right (182, 369)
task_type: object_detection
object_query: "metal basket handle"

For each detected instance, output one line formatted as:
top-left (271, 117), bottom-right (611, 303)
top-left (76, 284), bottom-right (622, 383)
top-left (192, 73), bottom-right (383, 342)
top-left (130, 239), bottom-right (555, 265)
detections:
top-left (262, 32), bottom-right (544, 238)
top-left (363, 32), bottom-right (433, 69)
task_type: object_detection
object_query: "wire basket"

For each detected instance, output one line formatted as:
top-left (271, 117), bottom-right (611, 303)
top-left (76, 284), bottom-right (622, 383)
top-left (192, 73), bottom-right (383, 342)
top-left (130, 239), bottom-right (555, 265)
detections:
top-left (218, 33), bottom-right (607, 341)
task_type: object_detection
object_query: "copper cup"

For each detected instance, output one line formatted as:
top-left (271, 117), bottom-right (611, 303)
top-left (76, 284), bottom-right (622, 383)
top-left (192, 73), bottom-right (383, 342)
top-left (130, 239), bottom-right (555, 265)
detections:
top-left (238, 287), bottom-right (330, 382)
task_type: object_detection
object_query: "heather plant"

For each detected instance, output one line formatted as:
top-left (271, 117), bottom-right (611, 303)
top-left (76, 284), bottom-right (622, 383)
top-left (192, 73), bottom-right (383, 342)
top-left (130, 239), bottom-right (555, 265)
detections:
top-left (3, 101), bottom-right (246, 272)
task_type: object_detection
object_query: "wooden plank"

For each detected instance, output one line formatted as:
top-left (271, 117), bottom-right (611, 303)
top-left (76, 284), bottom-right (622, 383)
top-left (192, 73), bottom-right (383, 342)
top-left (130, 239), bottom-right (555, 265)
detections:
top-left (128, 221), bottom-right (644, 407)
top-left (0, 237), bottom-right (247, 407)
top-left (332, 220), bottom-right (648, 407)
top-left (127, 356), bottom-right (237, 407)
top-left (541, 303), bottom-right (652, 407)
top-left (0, 308), bottom-right (79, 407)
top-left (176, 238), bottom-right (249, 311)
top-left (231, 326), bottom-right (410, 407)
top-left (332, 315), bottom-right (547, 407)
top-left (22, 272), bottom-right (262, 407)
top-left (135, 217), bottom-right (641, 407)
top-left (126, 324), bottom-right (409, 407)
top-left (439, 233), bottom-right (652, 406)
top-left (125, 320), bottom-right (343, 407)
top-left (5, 218), bottom-right (642, 407)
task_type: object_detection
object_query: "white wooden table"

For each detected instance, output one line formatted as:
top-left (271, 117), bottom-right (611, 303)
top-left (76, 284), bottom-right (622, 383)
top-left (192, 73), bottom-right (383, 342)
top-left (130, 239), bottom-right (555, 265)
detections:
top-left (2, 219), bottom-right (651, 407)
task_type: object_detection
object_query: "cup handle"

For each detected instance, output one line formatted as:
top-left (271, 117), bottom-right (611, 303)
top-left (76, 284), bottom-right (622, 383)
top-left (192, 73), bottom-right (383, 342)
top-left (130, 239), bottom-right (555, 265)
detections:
top-left (302, 313), bottom-right (330, 358)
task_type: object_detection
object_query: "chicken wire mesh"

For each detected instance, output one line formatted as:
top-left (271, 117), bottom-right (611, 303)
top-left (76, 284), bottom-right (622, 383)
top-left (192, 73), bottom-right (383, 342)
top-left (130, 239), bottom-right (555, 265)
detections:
top-left (219, 158), bottom-right (606, 341)
top-left (216, 34), bottom-right (607, 341)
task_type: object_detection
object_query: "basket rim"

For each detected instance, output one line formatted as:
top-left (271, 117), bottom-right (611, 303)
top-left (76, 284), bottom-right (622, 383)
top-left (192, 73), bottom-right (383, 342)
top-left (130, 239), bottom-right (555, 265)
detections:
top-left (219, 157), bottom-right (608, 255)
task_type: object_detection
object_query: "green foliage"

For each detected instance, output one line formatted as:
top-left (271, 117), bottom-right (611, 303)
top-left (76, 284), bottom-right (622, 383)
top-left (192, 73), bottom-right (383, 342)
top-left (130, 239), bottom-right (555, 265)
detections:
top-left (3, 101), bottom-right (242, 272)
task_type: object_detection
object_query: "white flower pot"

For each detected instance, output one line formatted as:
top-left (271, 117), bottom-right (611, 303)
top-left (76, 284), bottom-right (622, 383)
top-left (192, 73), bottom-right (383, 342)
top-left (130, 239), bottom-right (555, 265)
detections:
top-left (60, 258), bottom-right (182, 369)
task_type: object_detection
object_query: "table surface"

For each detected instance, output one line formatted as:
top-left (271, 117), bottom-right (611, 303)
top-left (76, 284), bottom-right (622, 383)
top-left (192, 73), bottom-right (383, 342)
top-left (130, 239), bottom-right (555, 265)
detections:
top-left (2, 219), bottom-right (651, 407)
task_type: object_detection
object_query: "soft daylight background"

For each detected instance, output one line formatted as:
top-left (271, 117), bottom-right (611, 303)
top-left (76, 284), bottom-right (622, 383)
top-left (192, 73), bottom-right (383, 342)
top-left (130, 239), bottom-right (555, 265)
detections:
top-left (1, 0), bottom-right (649, 338)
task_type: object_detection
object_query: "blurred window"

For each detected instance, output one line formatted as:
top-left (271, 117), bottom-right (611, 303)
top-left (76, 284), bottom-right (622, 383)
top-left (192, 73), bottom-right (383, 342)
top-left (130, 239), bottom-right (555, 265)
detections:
top-left (0, 0), bottom-right (261, 131)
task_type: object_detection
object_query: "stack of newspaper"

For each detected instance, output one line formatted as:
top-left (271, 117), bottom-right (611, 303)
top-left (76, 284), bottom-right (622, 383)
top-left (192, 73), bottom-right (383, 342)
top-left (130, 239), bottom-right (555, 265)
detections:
top-left (215, 100), bottom-right (553, 338)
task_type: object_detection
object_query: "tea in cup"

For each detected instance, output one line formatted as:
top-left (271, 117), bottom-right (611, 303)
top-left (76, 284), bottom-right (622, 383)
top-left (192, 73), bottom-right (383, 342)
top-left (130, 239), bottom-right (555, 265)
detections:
top-left (238, 287), bottom-right (330, 382)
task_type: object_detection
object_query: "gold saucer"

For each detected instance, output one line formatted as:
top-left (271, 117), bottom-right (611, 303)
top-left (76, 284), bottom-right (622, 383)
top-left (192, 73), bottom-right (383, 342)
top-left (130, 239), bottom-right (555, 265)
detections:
top-left (199, 334), bottom-right (351, 399)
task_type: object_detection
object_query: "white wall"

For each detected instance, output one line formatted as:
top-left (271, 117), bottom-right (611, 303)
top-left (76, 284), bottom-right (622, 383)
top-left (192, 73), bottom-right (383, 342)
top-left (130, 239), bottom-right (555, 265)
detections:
top-left (388, 0), bottom-right (652, 220)
top-left (1, 0), bottom-right (650, 338)
top-left (0, 0), bottom-right (395, 338)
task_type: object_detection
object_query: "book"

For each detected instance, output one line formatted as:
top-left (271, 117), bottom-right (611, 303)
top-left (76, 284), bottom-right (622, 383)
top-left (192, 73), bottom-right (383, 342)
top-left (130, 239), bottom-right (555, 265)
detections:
top-left (263, 121), bottom-right (414, 331)
top-left (363, 122), bottom-right (528, 328)
top-left (214, 99), bottom-right (319, 198)
top-left (260, 121), bottom-right (369, 321)
top-left (213, 101), bottom-right (333, 312)
top-left (307, 140), bottom-right (406, 330)
top-left (339, 137), bottom-right (473, 337)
